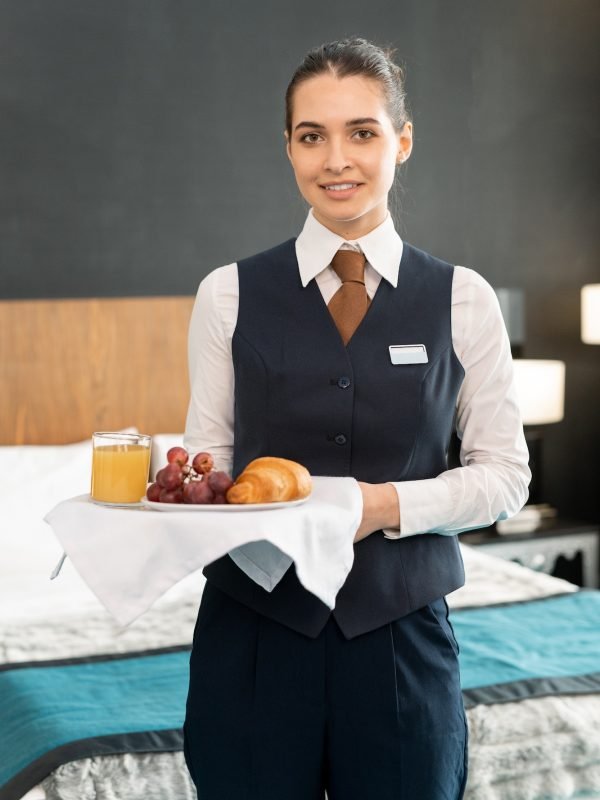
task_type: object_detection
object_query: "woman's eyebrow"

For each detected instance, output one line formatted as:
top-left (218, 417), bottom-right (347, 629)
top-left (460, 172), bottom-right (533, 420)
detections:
top-left (293, 117), bottom-right (382, 132)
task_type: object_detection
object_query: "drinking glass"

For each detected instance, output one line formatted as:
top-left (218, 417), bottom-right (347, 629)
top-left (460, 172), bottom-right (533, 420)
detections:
top-left (91, 432), bottom-right (152, 505)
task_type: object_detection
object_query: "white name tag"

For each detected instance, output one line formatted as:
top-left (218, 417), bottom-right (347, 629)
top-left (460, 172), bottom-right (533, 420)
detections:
top-left (388, 344), bottom-right (429, 365)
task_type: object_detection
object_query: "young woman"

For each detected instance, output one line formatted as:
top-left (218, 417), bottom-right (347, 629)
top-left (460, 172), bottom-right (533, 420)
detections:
top-left (182, 37), bottom-right (530, 799)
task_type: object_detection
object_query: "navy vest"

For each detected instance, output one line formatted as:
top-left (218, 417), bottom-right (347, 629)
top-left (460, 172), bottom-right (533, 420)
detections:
top-left (203, 238), bottom-right (466, 639)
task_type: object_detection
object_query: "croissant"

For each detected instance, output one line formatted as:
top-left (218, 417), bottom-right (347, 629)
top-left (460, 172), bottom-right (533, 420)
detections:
top-left (226, 456), bottom-right (312, 504)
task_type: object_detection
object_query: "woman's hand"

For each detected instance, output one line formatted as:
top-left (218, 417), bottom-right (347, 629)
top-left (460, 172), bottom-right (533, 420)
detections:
top-left (354, 482), bottom-right (400, 542)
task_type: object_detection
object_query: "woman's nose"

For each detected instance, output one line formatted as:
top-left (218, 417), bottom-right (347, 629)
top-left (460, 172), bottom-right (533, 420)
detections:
top-left (323, 140), bottom-right (352, 172)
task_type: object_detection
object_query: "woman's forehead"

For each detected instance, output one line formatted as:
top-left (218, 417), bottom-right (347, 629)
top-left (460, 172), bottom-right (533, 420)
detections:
top-left (291, 73), bottom-right (387, 125)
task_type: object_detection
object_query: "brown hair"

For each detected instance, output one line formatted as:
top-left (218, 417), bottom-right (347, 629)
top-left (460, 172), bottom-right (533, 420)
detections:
top-left (285, 37), bottom-right (411, 136)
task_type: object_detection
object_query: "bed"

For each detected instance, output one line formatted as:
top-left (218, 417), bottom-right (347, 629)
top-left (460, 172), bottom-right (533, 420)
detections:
top-left (1, 298), bottom-right (599, 800)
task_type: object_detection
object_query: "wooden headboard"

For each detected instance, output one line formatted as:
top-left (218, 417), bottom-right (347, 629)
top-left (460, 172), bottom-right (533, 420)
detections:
top-left (0, 296), bottom-right (195, 445)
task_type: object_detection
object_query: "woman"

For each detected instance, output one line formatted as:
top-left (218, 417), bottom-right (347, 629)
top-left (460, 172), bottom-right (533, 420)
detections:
top-left (182, 37), bottom-right (530, 799)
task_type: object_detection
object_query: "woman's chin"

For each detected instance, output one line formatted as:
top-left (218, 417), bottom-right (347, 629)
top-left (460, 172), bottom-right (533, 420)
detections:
top-left (311, 201), bottom-right (387, 236)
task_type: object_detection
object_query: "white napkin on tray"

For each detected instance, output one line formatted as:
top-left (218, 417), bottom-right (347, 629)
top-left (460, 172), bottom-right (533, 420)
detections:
top-left (44, 476), bottom-right (362, 626)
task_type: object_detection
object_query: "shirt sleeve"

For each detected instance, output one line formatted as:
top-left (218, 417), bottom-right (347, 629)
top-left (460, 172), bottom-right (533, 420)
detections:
top-left (383, 266), bottom-right (531, 538)
top-left (183, 263), bottom-right (237, 475)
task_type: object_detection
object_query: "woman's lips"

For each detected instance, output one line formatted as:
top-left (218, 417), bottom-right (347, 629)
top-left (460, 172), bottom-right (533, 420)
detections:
top-left (320, 182), bottom-right (363, 200)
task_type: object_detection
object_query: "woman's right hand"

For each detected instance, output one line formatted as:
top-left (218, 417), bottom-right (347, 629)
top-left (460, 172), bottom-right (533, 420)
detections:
top-left (354, 481), bottom-right (400, 542)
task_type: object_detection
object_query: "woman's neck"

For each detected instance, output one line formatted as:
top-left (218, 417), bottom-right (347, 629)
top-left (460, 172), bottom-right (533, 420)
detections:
top-left (312, 206), bottom-right (388, 241)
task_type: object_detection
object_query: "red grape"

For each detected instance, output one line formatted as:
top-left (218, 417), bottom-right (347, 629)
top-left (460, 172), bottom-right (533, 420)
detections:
top-left (192, 452), bottom-right (214, 475)
top-left (146, 482), bottom-right (161, 501)
top-left (212, 493), bottom-right (227, 505)
top-left (167, 446), bottom-right (189, 466)
top-left (159, 487), bottom-right (183, 503)
top-left (183, 479), bottom-right (214, 504)
top-left (182, 482), bottom-right (196, 504)
top-left (157, 462), bottom-right (183, 490)
top-left (207, 471), bottom-right (234, 494)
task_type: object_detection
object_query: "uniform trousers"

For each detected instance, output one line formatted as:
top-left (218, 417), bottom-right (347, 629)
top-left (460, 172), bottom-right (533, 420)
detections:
top-left (184, 581), bottom-right (468, 800)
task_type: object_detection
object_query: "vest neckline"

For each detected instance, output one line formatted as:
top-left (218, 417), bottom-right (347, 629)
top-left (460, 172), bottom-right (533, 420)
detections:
top-left (299, 243), bottom-right (406, 349)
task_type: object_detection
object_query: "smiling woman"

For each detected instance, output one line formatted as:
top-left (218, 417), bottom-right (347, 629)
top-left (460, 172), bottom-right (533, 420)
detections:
top-left (284, 71), bottom-right (413, 238)
top-left (182, 36), bottom-right (530, 800)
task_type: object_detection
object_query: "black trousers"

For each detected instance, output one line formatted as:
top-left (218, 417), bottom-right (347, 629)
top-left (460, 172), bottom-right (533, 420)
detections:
top-left (184, 582), bottom-right (468, 799)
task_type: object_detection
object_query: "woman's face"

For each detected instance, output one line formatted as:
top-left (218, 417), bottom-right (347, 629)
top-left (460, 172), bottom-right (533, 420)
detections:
top-left (286, 73), bottom-right (413, 239)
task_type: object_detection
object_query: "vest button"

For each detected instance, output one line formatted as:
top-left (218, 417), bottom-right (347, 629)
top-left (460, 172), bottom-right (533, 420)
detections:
top-left (337, 376), bottom-right (351, 389)
top-left (334, 434), bottom-right (347, 446)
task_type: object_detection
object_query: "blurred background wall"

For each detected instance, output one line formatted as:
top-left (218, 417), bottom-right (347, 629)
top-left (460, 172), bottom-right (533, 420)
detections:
top-left (1, 0), bottom-right (598, 522)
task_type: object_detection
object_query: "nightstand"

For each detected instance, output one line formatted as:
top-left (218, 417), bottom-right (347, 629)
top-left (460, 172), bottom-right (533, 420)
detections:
top-left (458, 518), bottom-right (600, 588)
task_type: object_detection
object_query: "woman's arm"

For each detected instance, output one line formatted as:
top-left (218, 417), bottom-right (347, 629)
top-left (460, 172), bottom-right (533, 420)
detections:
top-left (183, 263), bottom-right (238, 473)
top-left (380, 266), bottom-right (531, 540)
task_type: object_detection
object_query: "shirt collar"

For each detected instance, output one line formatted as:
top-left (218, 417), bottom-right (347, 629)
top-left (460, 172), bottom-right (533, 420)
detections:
top-left (295, 208), bottom-right (403, 288)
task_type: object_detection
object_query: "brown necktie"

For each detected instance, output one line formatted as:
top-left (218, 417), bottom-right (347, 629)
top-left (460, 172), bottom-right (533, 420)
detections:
top-left (327, 249), bottom-right (370, 345)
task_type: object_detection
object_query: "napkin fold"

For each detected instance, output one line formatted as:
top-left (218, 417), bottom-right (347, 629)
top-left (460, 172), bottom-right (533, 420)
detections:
top-left (44, 476), bottom-right (362, 626)
top-left (228, 542), bottom-right (294, 591)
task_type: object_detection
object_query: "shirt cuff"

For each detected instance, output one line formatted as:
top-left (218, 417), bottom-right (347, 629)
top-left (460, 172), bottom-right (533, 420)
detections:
top-left (382, 478), bottom-right (454, 539)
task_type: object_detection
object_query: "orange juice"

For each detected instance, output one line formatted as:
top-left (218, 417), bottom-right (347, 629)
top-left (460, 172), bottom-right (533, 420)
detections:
top-left (91, 443), bottom-right (151, 504)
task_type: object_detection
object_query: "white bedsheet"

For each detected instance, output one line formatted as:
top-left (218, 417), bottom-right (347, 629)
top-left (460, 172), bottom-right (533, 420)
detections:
top-left (448, 542), bottom-right (578, 608)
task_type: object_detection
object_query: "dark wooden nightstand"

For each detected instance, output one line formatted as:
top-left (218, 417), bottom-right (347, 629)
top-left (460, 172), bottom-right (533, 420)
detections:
top-left (459, 518), bottom-right (600, 588)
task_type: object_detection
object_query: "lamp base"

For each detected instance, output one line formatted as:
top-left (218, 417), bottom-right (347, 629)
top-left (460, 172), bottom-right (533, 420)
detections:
top-left (524, 427), bottom-right (544, 506)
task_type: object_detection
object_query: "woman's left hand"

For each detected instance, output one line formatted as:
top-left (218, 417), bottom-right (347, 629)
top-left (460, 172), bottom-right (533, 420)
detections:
top-left (354, 482), bottom-right (400, 542)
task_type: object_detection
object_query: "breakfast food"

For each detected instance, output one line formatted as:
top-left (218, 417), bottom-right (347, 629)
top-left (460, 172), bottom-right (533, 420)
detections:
top-left (146, 449), bottom-right (312, 505)
top-left (146, 447), bottom-right (233, 505)
top-left (226, 456), bottom-right (312, 504)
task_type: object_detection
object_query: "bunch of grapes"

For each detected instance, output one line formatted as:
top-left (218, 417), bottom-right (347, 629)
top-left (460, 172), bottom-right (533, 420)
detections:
top-left (146, 447), bottom-right (234, 504)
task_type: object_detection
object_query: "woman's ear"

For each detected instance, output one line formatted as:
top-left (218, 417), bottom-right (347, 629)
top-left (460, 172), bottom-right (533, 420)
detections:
top-left (396, 121), bottom-right (413, 165)
top-left (284, 130), bottom-right (293, 163)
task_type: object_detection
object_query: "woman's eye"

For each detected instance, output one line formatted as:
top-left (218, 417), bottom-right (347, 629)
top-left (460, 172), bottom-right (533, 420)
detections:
top-left (300, 133), bottom-right (322, 144)
top-left (353, 129), bottom-right (375, 140)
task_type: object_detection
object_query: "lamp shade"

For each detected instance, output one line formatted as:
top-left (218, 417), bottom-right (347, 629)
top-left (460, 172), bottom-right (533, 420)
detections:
top-left (581, 284), bottom-right (600, 344)
top-left (513, 359), bottom-right (565, 425)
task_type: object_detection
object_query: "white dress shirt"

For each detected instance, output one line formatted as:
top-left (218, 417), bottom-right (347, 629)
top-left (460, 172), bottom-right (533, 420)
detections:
top-left (184, 209), bottom-right (531, 550)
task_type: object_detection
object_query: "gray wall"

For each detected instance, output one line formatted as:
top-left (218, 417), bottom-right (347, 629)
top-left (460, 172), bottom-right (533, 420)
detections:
top-left (2, 0), bottom-right (599, 522)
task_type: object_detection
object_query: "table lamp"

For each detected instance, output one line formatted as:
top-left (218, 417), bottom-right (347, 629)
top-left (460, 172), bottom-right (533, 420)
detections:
top-left (581, 284), bottom-right (600, 344)
top-left (512, 359), bottom-right (566, 508)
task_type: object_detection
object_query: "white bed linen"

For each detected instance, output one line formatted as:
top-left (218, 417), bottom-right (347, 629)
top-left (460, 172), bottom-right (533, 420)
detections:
top-left (0, 440), bottom-right (101, 620)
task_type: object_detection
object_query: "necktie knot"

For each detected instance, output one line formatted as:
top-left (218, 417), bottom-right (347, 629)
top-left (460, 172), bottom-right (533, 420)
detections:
top-left (330, 249), bottom-right (367, 285)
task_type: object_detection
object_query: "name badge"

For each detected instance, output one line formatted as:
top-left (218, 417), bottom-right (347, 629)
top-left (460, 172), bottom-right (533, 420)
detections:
top-left (388, 344), bottom-right (428, 365)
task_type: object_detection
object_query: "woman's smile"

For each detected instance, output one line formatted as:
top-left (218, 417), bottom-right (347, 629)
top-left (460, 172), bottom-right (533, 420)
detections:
top-left (320, 181), bottom-right (364, 199)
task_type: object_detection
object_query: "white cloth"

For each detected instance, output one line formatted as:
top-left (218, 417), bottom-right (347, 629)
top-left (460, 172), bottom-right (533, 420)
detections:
top-left (44, 476), bottom-right (362, 626)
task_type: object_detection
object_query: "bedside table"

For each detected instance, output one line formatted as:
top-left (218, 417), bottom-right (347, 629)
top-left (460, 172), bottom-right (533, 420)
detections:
top-left (458, 518), bottom-right (600, 588)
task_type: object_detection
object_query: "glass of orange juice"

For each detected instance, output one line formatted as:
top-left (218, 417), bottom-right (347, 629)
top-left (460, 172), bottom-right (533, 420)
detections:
top-left (91, 432), bottom-right (152, 505)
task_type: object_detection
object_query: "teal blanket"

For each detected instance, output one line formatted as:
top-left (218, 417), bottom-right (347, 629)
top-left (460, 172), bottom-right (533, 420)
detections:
top-left (0, 646), bottom-right (189, 800)
top-left (1, 593), bottom-right (599, 800)
top-left (454, 591), bottom-right (600, 706)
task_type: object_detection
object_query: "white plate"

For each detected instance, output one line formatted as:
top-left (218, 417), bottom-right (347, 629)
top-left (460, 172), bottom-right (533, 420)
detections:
top-left (140, 496), bottom-right (309, 512)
